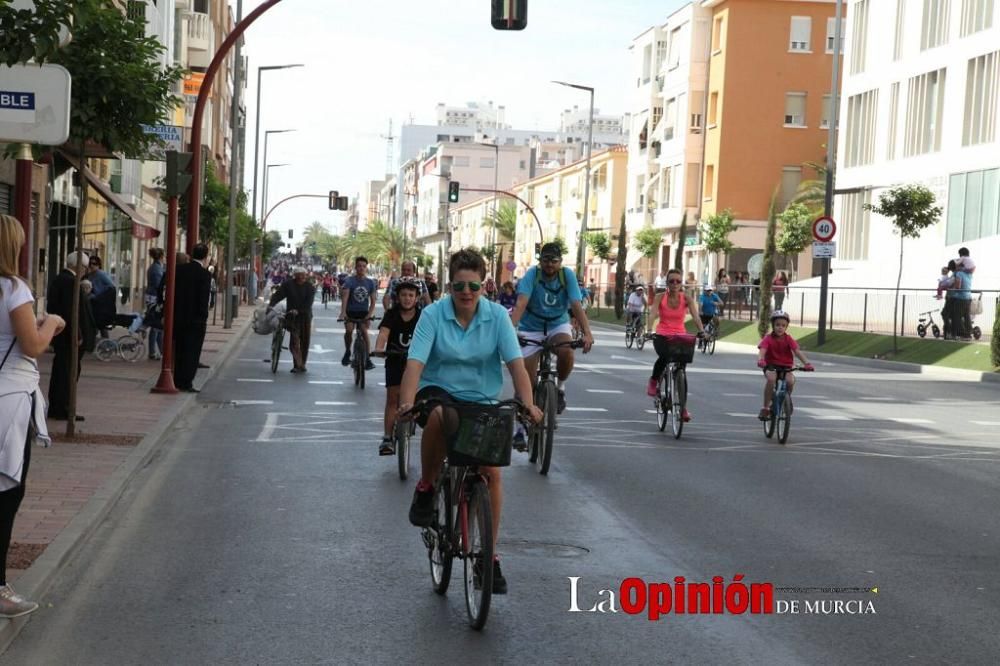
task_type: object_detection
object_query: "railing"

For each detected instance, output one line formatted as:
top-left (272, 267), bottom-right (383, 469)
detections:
top-left (579, 282), bottom-right (997, 342)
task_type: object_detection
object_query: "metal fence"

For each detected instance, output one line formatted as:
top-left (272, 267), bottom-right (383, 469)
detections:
top-left (582, 283), bottom-right (997, 343)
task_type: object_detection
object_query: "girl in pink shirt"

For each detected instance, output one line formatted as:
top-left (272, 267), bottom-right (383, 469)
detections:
top-left (647, 269), bottom-right (705, 420)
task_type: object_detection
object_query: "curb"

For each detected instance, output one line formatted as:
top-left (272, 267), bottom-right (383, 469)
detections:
top-left (0, 317), bottom-right (252, 653)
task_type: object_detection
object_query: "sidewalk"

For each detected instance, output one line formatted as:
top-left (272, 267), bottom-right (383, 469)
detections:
top-left (3, 310), bottom-right (251, 590)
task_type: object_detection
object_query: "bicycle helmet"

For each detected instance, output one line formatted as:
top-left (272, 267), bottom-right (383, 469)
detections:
top-left (770, 309), bottom-right (790, 323)
top-left (394, 276), bottom-right (421, 294)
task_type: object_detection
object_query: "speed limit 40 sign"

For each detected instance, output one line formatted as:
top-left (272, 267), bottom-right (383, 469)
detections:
top-left (812, 216), bottom-right (837, 242)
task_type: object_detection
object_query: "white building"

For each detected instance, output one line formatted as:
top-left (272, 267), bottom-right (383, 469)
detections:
top-left (560, 105), bottom-right (628, 147)
top-left (435, 101), bottom-right (508, 130)
top-left (833, 0), bottom-right (999, 293)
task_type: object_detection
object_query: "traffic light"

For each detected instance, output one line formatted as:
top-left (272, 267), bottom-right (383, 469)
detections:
top-left (492, 0), bottom-right (527, 30)
top-left (165, 151), bottom-right (193, 197)
top-left (448, 181), bottom-right (461, 203)
top-left (336, 196), bottom-right (349, 210)
top-left (288, 229), bottom-right (293, 239)
top-left (534, 242), bottom-right (542, 258)
top-left (328, 190), bottom-right (339, 209)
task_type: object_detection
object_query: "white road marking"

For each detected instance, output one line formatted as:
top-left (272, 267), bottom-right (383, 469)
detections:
top-left (565, 407), bottom-right (608, 412)
top-left (308, 380), bottom-right (344, 385)
top-left (889, 418), bottom-right (935, 424)
top-left (727, 413), bottom-right (759, 418)
top-left (796, 395), bottom-right (829, 399)
top-left (231, 400), bottom-right (274, 406)
top-left (315, 401), bottom-right (358, 406)
top-left (810, 415), bottom-right (852, 421)
top-left (610, 355), bottom-right (648, 364)
top-left (971, 421), bottom-right (1000, 426)
top-left (586, 389), bottom-right (624, 394)
top-left (257, 412), bottom-right (279, 441)
top-left (237, 378), bottom-right (273, 383)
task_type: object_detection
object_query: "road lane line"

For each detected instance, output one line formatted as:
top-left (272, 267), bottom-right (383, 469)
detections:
top-left (231, 400), bottom-right (274, 406)
top-left (237, 378), bottom-right (273, 383)
top-left (315, 401), bottom-right (358, 406)
top-left (726, 413), bottom-right (759, 418)
top-left (810, 415), bottom-right (852, 421)
top-left (586, 389), bottom-right (624, 394)
top-left (308, 380), bottom-right (344, 385)
top-left (971, 421), bottom-right (1000, 426)
top-left (257, 412), bottom-right (279, 441)
top-left (889, 418), bottom-right (935, 424)
top-left (565, 407), bottom-right (608, 412)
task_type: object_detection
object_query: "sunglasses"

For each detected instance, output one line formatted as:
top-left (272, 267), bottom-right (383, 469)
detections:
top-left (540, 256), bottom-right (561, 263)
top-left (667, 279), bottom-right (682, 284)
top-left (451, 281), bottom-right (482, 293)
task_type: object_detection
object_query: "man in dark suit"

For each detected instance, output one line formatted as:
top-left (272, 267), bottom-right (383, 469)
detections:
top-left (173, 243), bottom-right (212, 392)
top-left (47, 251), bottom-right (89, 420)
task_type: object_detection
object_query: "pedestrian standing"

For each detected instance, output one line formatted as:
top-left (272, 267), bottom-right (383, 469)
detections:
top-left (654, 270), bottom-right (668, 294)
top-left (0, 215), bottom-right (65, 618)
top-left (145, 247), bottom-right (165, 360)
top-left (46, 250), bottom-right (89, 421)
top-left (269, 267), bottom-right (316, 373)
top-left (952, 260), bottom-right (974, 341)
top-left (172, 243), bottom-right (212, 392)
top-left (715, 268), bottom-right (730, 316)
top-left (941, 261), bottom-right (957, 339)
top-left (773, 271), bottom-right (788, 310)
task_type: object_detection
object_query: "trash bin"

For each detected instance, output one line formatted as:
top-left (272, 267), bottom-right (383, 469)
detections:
top-left (230, 290), bottom-right (239, 319)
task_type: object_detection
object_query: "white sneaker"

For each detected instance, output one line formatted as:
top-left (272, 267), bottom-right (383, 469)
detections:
top-left (0, 584), bottom-right (39, 618)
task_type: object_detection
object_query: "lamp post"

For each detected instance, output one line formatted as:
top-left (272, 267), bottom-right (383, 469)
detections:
top-left (251, 65), bottom-right (304, 224)
top-left (263, 163), bottom-right (289, 221)
top-left (553, 80), bottom-right (595, 279)
top-left (478, 137), bottom-right (501, 269)
top-left (260, 129), bottom-right (295, 229)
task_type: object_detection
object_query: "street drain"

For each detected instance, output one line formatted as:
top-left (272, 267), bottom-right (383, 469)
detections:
top-left (500, 539), bottom-right (590, 558)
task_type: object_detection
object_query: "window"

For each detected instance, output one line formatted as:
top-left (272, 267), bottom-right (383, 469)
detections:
top-left (669, 26), bottom-right (683, 68)
top-left (784, 92), bottom-right (807, 127)
top-left (789, 16), bottom-right (811, 52)
top-left (850, 0), bottom-right (869, 75)
top-left (845, 89), bottom-right (878, 166)
top-left (921, 0), bottom-right (950, 50)
top-left (703, 165), bottom-right (715, 200)
top-left (664, 97), bottom-right (677, 141)
top-left (780, 167), bottom-right (802, 209)
top-left (663, 166), bottom-right (673, 207)
top-left (480, 157), bottom-right (495, 168)
top-left (652, 105), bottom-right (663, 131)
top-left (947, 168), bottom-right (1000, 244)
top-left (637, 175), bottom-right (646, 207)
top-left (708, 91), bottom-right (719, 126)
top-left (826, 17), bottom-right (843, 54)
top-left (887, 82), bottom-right (901, 159)
top-left (904, 68), bottom-right (946, 156)
top-left (453, 156), bottom-right (470, 167)
top-left (963, 51), bottom-right (999, 146)
top-left (711, 17), bottom-right (723, 53)
top-left (893, 0), bottom-right (906, 60)
top-left (690, 91), bottom-right (704, 131)
top-left (961, 0), bottom-right (995, 35)
top-left (193, 0), bottom-right (208, 13)
top-left (839, 190), bottom-right (872, 260)
top-left (686, 163), bottom-right (700, 207)
top-left (821, 94), bottom-right (833, 128)
top-left (655, 39), bottom-right (668, 70)
top-left (643, 44), bottom-right (652, 83)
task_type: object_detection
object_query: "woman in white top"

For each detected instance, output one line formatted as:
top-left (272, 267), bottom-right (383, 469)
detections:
top-left (0, 215), bottom-right (65, 618)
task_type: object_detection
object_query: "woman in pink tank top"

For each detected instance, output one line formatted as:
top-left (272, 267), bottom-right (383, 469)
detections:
top-left (646, 269), bottom-right (705, 418)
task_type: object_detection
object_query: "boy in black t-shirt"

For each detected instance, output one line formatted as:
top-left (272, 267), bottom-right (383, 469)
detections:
top-left (373, 278), bottom-right (422, 454)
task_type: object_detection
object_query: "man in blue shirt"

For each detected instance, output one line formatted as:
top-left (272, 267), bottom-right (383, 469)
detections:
top-left (339, 256), bottom-right (378, 370)
top-left (698, 285), bottom-right (723, 330)
top-left (510, 242), bottom-right (594, 414)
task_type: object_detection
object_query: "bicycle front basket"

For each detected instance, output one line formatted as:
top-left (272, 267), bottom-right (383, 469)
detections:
top-left (659, 334), bottom-right (696, 364)
top-left (445, 402), bottom-right (516, 468)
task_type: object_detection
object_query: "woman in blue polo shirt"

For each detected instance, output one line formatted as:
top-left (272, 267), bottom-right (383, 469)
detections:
top-left (399, 248), bottom-right (542, 595)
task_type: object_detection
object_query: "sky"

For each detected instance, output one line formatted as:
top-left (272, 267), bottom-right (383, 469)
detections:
top-left (239, 0), bottom-right (689, 241)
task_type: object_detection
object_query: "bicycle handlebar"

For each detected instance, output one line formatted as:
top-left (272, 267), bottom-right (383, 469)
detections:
top-left (370, 348), bottom-right (408, 359)
top-left (399, 396), bottom-right (533, 425)
top-left (764, 365), bottom-right (814, 372)
top-left (338, 316), bottom-right (380, 323)
top-left (518, 337), bottom-right (585, 350)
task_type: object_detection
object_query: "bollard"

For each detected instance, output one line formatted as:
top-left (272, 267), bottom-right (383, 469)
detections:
top-left (863, 293), bottom-right (868, 332)
top-left (830, 293), bottom-right (834, 330)
top-left (901, 295), bottom-right (906, 337)
top-left (800, 293), bottom-right (804, 327)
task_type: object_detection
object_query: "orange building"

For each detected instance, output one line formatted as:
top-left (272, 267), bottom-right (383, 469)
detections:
top-left (702, 0), bottom-right (841, 276)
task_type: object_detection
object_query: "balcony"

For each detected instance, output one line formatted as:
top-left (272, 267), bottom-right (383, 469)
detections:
top-left (188, 12), bottom-right (211, 53)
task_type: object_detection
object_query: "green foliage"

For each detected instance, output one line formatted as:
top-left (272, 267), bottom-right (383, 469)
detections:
top-left (486, 201), bottom-right (518, 242)
top-left (699, 208), bottom-right (738, 255)
top-left (673, 211), bottom-right (687, 271)
top-left (480, 244), bottom-right (498, 261)
top-left (776, 203), bottom-right (814, 277)
top-left (583, 232), bottom-right (612, 261)
top-left (261, 231), bottom-right (283, 260)
top-left (632, 226), bottom-right (662, 259)
top-left (614, 213), bottom-right (627, 319)
top-left (757, 191), bottom-right (780, 338)
top-left (350, 220), bottom-right (421, 267)
top-left (0, 0), bottom-right (76, 66)
top-left (992, 299), bottom-right (1000, 369)
top-left (864, 184), bottom-right (942, 353)
top-left (789, 160), bottom-right (828, 212)
top-left (550, 236), bottom-right (569, 257)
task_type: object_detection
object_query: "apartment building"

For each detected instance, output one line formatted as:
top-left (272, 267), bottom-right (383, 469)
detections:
top-left (627, 0), bottom-right (840, 283)
top-left (832, 0), bottom-right (1000, 289)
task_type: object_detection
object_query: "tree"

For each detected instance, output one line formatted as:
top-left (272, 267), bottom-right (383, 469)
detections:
top-left (673, 211), bottom-right (688, 272)
top-left (758, 190), bottom-right (780, 338)
top-left (0, 2), bottom-right (77, 66)
top-left (614, 213), bottom-right (627, 319)
top-left (864, 185), bottom-right (942, 353)
top-left (486, 201), bottom-right (517, 281)
top-left (351, 219), bottom-right (419, 267)
top-left (789, 160), bottom-right (827, 213)
top-left (632, 226), bottom-right (662, 259)
top-left (776, 203), bottom-right (814, 279)
top-left (550, 236), bottom-right (569, 258)
top-left (584, 232), bottom-right (612, 262)
top-left (261, 230), bottom-right (283, 260)
top-left (699, 208), bottom-right (738, 273)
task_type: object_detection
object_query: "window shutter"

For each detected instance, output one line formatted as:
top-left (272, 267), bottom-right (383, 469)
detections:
top-left (790, 16), bottom-right (811, 51)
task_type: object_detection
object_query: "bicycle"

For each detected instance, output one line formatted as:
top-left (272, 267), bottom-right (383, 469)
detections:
top-left (269, 312), bottom-right (286, 374)
top-left (652, 334), bottom-right (696, 439)
top-left (518, 335), bottom-right (584, 475)
top-left (372, 348), bottom-right (415, 480)
top-left (916, 310), bottom-right (941, 339)
top-left (95, 328), bottom-right (146, 362)
top-left (699, 319), bottom-right (718, 355)
top-left (339, 315), bottom-right (379, 389)
top-left (624, 312), bottom-right (647, 350)
top-left (403, 396), bottom-right (528, 630)
top-left (763, 365), bottom-right (810, 445)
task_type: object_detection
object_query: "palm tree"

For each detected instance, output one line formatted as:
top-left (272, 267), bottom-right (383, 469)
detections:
top-left (304, 221), bottom-right (331, 244)
top-left (789, 160), bottom-right (827, 212)
top-left (486, 200), bottom-right (517, 280)
top-left (352, 220), bottom-right (421, 267)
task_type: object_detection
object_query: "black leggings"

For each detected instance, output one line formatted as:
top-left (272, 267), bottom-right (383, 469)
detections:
top-left (652, 335), bottom-right (677, 380)
top-left (0, 433), bottom-right (31, 586)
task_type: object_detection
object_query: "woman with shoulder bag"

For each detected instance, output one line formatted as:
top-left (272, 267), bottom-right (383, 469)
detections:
top-left (0, 215), bottom-right (65, 617)
top-left (145, 247), bottom-right (165, 360)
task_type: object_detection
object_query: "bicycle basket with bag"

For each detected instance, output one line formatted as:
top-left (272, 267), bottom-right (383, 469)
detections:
top-left (445, 402), bottom-right (516, 467)
top-left (252, 305), bottom-right (278, 335)
top-left (659, 334), bottom-right (696, 364)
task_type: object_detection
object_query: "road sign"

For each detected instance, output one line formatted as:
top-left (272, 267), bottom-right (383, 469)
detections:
top-left (812, 241), bottom-right (837, 258)
top-left (183, 72), bottom-right (205, 97)
top-left (0, 63), bottom-right (71, 145)
top-left (812, 216), bottom-right (837, 242)
top-left (505, 260), bottom-right (517, 272)
top-left (141, 124), bottom-right (183, 159)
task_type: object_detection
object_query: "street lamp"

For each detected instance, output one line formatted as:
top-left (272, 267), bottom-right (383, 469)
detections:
top-left (261, 128), bottom-right (295, 225)
top-left (251, 64), bottom-right (304, 224)
top-left (263, 163), bottom-right (289, 220)
top-left (478, 135), bottom-right (501, 271)
top-left (553, 80), bottom-right (595, 279)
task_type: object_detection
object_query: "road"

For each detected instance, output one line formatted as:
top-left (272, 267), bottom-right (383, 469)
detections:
top-left (5, 306), bottom-right (1000, 664)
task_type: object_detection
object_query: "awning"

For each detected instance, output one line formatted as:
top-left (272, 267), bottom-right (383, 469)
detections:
top-left (57, 151), bottom-right (161, 241)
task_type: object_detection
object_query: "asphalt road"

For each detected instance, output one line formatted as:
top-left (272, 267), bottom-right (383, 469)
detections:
top-left (5, 305), bottom-right (1000, 664)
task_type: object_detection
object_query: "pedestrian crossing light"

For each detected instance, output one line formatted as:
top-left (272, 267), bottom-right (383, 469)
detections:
top-left (491, 0), bottom-right (527, 30)
top-left (165, 151), bottom-right (193, 197)
top-left (448, 181), bottom-right (461, 203)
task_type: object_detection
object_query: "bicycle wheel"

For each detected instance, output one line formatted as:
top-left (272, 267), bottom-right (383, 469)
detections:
top-left (428, 476), bottom-right (453, 595)
top-left (636, 325), bottom-right (647, 350)
top-left (670, 367), bottom-right (686, 439)
top-left (655, 375), bottom-right (668, 432)
top-left (708, 336), bottom-right (716, 355)
top-left (777, 395), bottom-right (792, 444)
top-left (625, 327), bottom-right (634, 349)
top-left (463, 480), bottom-right (494, 630)
top-left (353, 335), bottom-right (365, 388)
top-left (270, 329), bottom-right (282, 373)
top-left (973, 326), bottom-right (982, 340)
top-left (118, 335), bottom-right (144, 362)
top-left (95, 339), bottom-right (117, 362)
top-left (534, 381), bottom-right (557, 475)
top-left (764, 391), bottom-right (779, 439)
top-left (529, 382), bottom-right (544, 463)
top-left (396, 420), bottom-right (410, 481)
top-left (916, 324), bottom-right (927, 338)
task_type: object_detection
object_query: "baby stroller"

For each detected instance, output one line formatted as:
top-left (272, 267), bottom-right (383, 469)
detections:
top-left (94, 313), bottom-right (147, 362)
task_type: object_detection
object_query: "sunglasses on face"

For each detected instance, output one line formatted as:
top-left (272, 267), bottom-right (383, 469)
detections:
top-left (667, 279), bottom-right (682, 284)
top-left (540, 256), bottom-right (561, 263)
top-left (451, 281), bottom-right (482, 293)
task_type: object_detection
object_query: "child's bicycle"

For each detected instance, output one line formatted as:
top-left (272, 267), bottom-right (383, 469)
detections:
top-left (761, 365), bottom-right (814, 445)
top-left (916, 310), bottom-right (942, 339)
top-left (371, 348), bottom-right (414, 481)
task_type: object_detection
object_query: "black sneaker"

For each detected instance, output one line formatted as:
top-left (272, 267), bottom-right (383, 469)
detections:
top-left (492, 559), bottom-right (508, 594)
top-left (512, 429), bottom-right (528, 452)
top-left (378, 438), bottom-right (395, 456)
top-left (341, 351), bottom-right (351, 366)
top-left (408, 485), bottom-right (434, 527)
top-left (365, 360), bottom-right (376, 371)
top-left (557, 389), bottom-right (566, 415)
